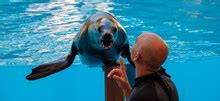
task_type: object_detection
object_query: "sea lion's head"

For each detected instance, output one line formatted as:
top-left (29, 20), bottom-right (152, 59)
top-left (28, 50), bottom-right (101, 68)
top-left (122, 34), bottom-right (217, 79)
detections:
top-left (96, 18), bottom-right (118, 50)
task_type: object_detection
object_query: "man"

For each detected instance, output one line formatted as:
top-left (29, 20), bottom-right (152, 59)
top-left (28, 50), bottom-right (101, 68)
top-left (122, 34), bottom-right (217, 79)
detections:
top-left (107, 32), bottom-right (179, 101)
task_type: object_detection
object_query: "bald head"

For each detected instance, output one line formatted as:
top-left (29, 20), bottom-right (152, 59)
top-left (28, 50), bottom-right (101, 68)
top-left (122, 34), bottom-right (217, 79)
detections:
top-left (131, 32), bottom-right (168, 73)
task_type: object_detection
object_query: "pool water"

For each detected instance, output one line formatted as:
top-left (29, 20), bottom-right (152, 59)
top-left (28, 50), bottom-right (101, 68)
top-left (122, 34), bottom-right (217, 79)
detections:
top-left (0, 0), bottom-right (220, 101)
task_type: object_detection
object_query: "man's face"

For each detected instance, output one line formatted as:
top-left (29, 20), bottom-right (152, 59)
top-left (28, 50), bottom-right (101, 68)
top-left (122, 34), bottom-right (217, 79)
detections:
top-left (131, 36), bottom-right (143, 63)
top-left (131, 42), bottom-right (138, 62)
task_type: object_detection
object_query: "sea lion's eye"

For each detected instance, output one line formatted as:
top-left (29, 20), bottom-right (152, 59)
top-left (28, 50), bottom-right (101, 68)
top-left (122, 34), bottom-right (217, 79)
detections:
top-left (98, 26), bottom-right (104, 33)
top-left (112, 27), bottom-right (117, 33)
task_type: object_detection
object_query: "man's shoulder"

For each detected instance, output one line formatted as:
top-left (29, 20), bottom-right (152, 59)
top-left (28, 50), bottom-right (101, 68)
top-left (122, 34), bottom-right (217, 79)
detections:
top-left (161, 75), bottom-right (179, 101)
top-left (158, 68), bottom-right (179, 101)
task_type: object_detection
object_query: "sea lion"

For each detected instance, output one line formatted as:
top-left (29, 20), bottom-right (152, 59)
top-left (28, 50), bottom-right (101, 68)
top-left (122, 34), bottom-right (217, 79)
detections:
top-left (26, 12), bottom-right (135, 80)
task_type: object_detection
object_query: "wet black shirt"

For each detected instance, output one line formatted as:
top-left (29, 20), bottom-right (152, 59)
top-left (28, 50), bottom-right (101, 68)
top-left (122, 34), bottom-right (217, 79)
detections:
top-left (128, 72), bottom-right (179, 101)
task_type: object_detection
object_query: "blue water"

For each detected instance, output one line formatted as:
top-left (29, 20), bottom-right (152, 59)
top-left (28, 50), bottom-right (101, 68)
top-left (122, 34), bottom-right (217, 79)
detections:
top-left (0, 0), bottom-right (220, 101)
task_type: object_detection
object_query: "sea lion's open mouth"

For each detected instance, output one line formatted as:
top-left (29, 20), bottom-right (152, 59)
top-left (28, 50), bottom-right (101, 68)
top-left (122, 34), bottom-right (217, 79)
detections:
top-left (102, 40), bottom-right (113, 49)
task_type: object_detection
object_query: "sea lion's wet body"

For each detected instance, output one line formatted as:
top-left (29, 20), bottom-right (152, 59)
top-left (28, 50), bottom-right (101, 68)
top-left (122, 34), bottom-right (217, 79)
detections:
top-left (26, 12), bottom-right (134, 80)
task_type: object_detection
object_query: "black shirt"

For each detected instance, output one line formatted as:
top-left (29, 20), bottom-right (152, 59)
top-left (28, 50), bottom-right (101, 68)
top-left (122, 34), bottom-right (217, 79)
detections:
top-left (128, 72), bottom-right (179, 101)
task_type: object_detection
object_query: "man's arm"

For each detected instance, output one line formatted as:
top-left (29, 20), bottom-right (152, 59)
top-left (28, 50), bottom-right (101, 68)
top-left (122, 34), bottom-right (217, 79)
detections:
top-left (107, 56), bottom-right (132, 101)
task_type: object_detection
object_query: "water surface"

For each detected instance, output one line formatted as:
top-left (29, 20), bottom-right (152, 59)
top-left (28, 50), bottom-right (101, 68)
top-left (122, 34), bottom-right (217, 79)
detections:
top-left (1, 0), bottom-right (220, 65)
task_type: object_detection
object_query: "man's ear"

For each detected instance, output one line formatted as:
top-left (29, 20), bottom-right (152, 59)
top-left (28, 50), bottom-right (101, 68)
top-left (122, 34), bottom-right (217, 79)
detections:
top-left (133, 51), bottom-right (140, 62)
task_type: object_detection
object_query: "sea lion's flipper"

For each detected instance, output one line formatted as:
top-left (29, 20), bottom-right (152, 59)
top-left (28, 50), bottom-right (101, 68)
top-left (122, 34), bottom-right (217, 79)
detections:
top-left (26, 43), bottom-right (78, 80)
top-left (121, 44), bottom-right (135, 68)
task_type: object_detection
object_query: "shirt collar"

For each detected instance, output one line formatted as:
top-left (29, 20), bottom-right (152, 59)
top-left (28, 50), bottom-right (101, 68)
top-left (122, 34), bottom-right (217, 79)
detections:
top-left (134, 72), bottom-right (159, 87)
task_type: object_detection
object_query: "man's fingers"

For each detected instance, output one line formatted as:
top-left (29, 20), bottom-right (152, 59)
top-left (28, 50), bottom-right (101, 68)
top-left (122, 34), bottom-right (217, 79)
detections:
top-left (107, 57), bottom-right (126, 80)
top-left (107, 69), bottom-right (122, 78)
top-left (120, 56), bottom-right (125, 72)
top-left (113, 75), bottom-right (124, 83)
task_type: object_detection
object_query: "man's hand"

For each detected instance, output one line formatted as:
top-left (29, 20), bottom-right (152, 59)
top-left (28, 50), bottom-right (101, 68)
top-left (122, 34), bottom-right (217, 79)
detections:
top-left (107, 56), bottom-right (132, 100)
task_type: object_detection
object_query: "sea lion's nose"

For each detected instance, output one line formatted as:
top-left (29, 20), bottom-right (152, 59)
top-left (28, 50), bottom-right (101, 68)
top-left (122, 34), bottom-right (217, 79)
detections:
top-left (103, 33), bottom-right (112, 40)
